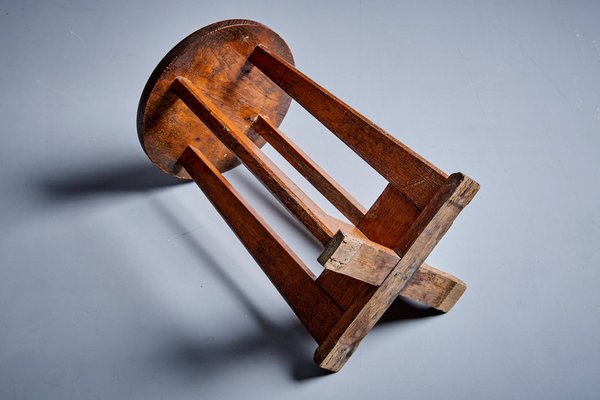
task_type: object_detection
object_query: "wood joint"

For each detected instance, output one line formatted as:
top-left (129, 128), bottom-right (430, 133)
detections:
top-left (318, 230), bottom-right (399, 286)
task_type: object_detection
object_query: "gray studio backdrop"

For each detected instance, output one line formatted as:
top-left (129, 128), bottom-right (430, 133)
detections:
top-left (1, 1), bottom-right (599, 399)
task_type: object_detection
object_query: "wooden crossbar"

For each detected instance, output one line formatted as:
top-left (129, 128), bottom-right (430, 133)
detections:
top-left (250, 115), bottom-right (366, 225)
top-left (315, 174), bottom-right (479, 371)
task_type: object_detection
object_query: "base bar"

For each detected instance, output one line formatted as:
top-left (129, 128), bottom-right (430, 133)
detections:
top-left (315, 173), bottom-right (479, 371)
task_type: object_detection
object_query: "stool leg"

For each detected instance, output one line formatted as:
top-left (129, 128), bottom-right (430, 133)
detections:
top-left (248, 45), bottom-right (446, 209)
top-left (178, 145), bottom-right (343, 344)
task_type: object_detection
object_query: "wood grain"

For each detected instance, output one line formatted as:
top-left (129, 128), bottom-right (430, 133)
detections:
top-left (248, 45), bottom-right (447, 209)
top-left (357, 184), bottom-right (421, 248)
top-left (398, 264), bottom-right (466, 313)
top-left (141, 22), bottom-right (481, 372)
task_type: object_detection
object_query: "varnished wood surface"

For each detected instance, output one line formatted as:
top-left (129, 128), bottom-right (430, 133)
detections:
top-left (248, 45), bottom-right (447, 209)
top-left (138, 20), bottom-right (294, 178)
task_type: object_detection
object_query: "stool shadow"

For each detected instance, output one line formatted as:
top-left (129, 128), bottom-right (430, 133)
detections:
top-left (150, 193), bottom-right (443, 381)
top-left (39, 160), bottom-right (445, 379)
top-left (39, 160), bottom-right (186, 200)
top-left (150, 198), bottom-right (331, 381)
top-left (380, 297), bottom-right (444, 323)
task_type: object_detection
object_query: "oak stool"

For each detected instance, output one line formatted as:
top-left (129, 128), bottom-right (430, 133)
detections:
top-left (137, 19), bottom-right (480, 372)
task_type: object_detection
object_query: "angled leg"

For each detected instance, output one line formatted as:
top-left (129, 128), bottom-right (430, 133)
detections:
top-left (173, 64), bottom-right (476, 371)
top-left (178, 145), bottom-right (343, 343)
top-left (248, 45), bottom-right (447, 209)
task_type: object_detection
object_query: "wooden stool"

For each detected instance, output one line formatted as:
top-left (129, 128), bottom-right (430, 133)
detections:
top-left (137, 19), bottom-right (479, 372)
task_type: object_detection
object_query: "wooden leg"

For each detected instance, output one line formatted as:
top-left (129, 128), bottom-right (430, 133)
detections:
top-left (178, 145), bottom-right (343, 344)
top-left (248, 45), bottom-right (446, 209)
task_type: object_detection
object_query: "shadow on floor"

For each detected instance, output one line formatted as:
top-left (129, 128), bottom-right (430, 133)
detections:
top-left (38, 160), bottom-right (187, 200)
top-left (380, 297), bottom-right (444, 323)
top-left (150, 195), bottom-right (445, 381)
top-left (40, 160), bottom-right (446, 379)
top-left (151, 198), bottom-right (331, 381)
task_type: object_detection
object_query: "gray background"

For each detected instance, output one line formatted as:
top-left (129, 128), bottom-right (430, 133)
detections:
top-left (1, 0), bottom-right (599, 399)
